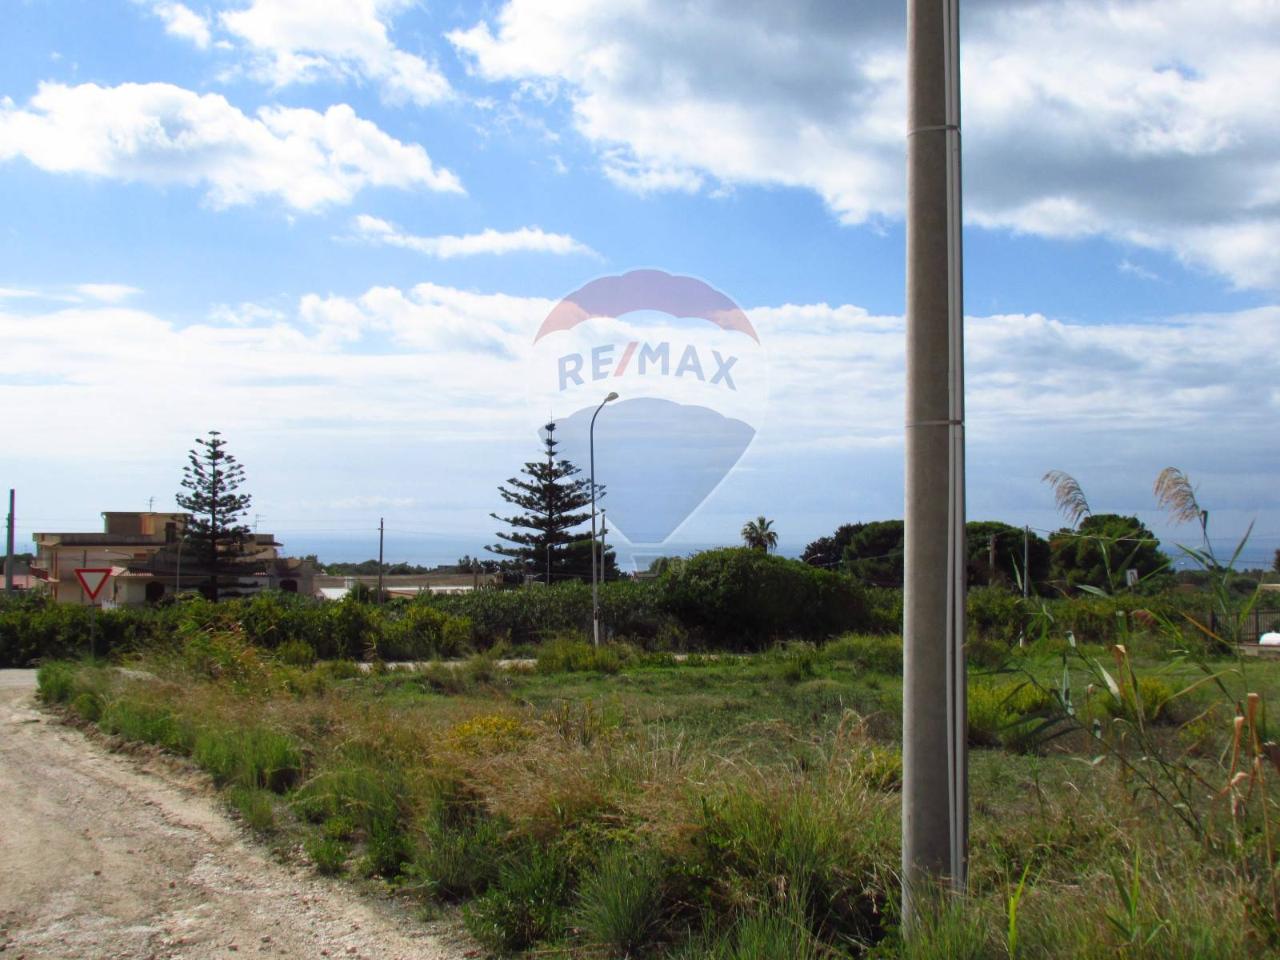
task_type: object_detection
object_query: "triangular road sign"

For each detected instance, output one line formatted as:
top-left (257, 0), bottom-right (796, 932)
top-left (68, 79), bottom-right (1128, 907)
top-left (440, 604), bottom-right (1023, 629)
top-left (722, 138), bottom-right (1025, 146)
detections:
top-left (75, 568), bottom-right (113, 601)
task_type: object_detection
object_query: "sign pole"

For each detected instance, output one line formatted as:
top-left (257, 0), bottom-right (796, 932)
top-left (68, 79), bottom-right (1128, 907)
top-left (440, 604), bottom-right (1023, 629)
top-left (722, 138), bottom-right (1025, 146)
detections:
top-left (903, 0), bottom-right (968, 925)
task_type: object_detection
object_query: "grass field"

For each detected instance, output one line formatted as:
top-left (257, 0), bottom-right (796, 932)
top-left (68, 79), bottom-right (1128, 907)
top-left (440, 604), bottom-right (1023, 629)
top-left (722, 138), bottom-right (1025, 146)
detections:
top-left (37, 630), bottom-right (1280, 958)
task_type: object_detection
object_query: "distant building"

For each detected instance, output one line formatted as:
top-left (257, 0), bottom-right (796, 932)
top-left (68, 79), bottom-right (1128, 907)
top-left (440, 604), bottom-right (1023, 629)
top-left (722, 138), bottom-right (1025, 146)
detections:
top-left (32, 512), bottom-right (314, 605)
top-left (313, 572), bottom-right (499, 601)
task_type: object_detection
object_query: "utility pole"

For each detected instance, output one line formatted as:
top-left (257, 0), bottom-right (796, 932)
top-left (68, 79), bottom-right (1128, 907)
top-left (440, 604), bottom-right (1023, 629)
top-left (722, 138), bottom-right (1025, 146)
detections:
top-left (376, 517), bottom-right (385, 603)
top-left (903, 0), bottom-right (967, 924)
top-left (5, 489), bottom-right (15, 594)
top-left (988, 534), bottom-right (997, 583)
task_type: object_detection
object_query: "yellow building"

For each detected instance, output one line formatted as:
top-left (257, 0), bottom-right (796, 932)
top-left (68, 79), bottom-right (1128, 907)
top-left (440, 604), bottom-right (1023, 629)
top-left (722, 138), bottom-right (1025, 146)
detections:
top-left (33, 512), bottom-right (312, 605)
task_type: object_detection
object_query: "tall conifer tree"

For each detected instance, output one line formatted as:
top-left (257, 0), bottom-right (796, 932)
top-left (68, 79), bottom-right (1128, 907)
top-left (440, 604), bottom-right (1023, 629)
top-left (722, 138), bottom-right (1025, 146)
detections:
top-left (176, 430), bottom-right (253, 601)
top-left (487, 422), bottom-right (614, 582)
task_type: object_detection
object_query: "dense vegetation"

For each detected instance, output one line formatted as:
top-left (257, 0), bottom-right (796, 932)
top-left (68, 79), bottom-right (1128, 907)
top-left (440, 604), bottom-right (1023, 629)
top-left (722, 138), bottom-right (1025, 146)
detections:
top-left (0, 548), bottom-right (1227, 669)
top-left (35, 617), bottom-right (1280, 958)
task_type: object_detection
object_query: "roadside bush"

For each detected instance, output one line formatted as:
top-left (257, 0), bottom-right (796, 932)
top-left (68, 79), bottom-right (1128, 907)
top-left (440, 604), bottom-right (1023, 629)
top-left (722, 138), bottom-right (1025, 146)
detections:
top-left (967, 680), bottom-right (1055, 751)
top-left (463, 843), bottom-right (571, 953)
top-left (659, 548), bottom-right (871, 649)
top-left (408, 817), bottom-right (507, 900)
top-left (380, 602), bottom-right (471, 661)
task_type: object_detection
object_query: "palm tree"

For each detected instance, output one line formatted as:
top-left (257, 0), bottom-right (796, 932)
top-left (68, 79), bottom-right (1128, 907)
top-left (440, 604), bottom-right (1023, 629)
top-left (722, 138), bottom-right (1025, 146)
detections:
top-left (741, 516), bottom-right (778, 553)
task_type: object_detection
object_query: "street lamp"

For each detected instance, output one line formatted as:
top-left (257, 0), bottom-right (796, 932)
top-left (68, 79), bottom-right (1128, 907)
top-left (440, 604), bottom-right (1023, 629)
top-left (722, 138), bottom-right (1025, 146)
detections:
top-left (590, 391), bottom-right (619, 647)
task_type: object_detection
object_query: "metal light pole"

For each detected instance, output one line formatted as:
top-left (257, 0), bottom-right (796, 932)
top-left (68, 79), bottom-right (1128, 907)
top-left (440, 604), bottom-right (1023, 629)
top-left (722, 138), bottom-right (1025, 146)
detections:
top-left (589, 391), bottom-right (619, 647)
top-left (903, 0), bottom-right (968, 924)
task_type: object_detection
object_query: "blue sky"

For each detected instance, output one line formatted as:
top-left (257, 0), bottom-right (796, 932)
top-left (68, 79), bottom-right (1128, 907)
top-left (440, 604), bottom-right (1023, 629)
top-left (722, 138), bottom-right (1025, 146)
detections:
top-left (1, 0), bottom-right (1277, 568)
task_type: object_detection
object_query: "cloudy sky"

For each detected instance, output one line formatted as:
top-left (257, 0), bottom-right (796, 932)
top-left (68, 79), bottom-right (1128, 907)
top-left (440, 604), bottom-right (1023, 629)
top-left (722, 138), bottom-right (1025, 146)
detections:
top-left (1, 0), bottom-right (1277, 567)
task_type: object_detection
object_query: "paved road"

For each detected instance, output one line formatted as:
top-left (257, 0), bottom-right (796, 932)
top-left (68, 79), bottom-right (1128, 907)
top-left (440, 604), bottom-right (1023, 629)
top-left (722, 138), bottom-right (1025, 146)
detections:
top-left (0, 669), bottom-right (466, 960)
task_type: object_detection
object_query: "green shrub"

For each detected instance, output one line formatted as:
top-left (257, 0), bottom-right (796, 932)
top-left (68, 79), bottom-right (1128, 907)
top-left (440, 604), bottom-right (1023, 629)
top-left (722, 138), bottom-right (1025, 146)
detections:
top-left (305, 835), bottom-right (349, 876)
top-left (380, 603), bottom-right (472, 661)
top-left (698, 789), bottom-right (887, 944)
top-left (276, 638), bottom-right (316, 666)
top-left (573, 846), bottom-right (666, 954)
top-left (407, 818), bottom-right (506, 900)
top-left (363, 815), bottom-right (412, 878)
top-left (462, 843), bottom-right (570, 953)
top-left (967, 681), bottom-right (1055, 751)
top-left (1092, 674), bottom-right (1177, 725)
top-left (659, 548), bottom-right (871, 649)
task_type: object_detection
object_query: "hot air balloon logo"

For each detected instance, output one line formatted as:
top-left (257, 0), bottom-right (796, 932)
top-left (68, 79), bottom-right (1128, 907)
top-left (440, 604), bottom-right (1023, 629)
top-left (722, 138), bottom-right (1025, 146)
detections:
top-left (527, 270), bottom-right (769, 566)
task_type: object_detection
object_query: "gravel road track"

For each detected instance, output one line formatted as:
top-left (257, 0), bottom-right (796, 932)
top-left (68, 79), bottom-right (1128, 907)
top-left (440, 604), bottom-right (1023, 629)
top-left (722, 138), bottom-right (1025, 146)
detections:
top-left (0, 670), bottom-right (469, 960)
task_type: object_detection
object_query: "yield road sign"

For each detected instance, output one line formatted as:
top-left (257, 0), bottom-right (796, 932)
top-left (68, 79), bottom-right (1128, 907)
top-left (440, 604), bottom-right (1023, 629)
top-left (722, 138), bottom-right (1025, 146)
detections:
top-left (74, 568), bottom-right (112, 601)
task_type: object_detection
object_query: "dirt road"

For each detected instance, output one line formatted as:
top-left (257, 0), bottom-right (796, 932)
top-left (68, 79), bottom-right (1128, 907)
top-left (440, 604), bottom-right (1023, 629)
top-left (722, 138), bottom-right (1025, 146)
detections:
top-left (0, 670), bottom-right (467, 960)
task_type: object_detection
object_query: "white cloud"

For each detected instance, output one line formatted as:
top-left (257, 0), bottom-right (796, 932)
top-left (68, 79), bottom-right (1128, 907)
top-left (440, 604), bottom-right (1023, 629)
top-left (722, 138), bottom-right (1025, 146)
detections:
top-left (75, 283), bottom-right (142, 303)
top-left (350, 214), bottom-right (596, 259)
top-left (148, 2), bottom-right (213, 49)
top-left (297, 280), bottom-right (551, 353)
top-left (0, 82), bottom-right (462, 210)
top-left (453, 0), bottom-right (1280, 289)
top-left (220, 0), bottom-right (450, 105)
top-left (1, 286), bottom-right (1275, 549)
top-left (1118, 260), bottom-right (1160, 282)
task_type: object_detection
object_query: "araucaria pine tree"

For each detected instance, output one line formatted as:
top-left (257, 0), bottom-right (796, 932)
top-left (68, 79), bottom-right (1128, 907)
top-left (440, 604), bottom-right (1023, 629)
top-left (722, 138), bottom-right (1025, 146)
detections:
top-left (487, 422), bottom-right (610, 583)
top-left (176, 430), bottom-right (253, 601)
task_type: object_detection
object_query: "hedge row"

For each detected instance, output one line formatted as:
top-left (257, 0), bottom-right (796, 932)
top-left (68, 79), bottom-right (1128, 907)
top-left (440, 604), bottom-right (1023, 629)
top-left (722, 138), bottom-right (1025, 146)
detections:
top-left (0, 549), bottom-right (879, 666)
top-left (0, 547), bottom-right (1227, 667)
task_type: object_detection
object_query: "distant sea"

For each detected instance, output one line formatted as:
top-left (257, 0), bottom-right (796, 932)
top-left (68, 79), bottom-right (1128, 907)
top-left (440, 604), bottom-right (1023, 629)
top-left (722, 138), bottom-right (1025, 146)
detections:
top-left (280, 531), bottom-right (1280, 575)
top-left (278, 532), bottom-right (804, 571)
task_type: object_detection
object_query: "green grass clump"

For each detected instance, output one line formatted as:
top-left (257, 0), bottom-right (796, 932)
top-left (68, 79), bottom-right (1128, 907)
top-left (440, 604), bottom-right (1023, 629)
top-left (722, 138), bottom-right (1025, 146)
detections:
top-left (305, 834), bottom-right (349, 875)
top-left (463, 844), bottom-right (570, 953)
top-left (536, 638), bottom-right (624, 675)
top-left (572, 845), bottom-right (666, 954)
top-left (70, 690), bottom-right (104, 722)
top-left (407, 818), bottom-right (506, 900)
top-left (36, 661), bottom-right (78, 703)
top-left (826, 633), bottom-right (904, 673)
top-left (100, 697), bottom-right (195, 751)
top-left (671, 901), bottom-right (822, 960)
top-left (192, 726), bottom-right (301, 792)
top-left (228, 785), bottom-right (277, 833)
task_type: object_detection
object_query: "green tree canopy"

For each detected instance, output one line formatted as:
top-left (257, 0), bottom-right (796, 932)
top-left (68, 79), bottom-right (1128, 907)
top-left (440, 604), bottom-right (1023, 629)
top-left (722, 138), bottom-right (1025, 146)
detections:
top-left (1048, 513), bottom-right (1168, 592)
top-left (965, 521), bottom-right (1050, 590)
top-left (487, 422), bottom-right (616, 583)
top-left (842, 520), bottom-right (906, 587)
top-left (801, 523), bottom-right (862, 569)
top-left (740, 516), bottom-right (778, 552)
top-left (175, 430), bottom-right (254, 601)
